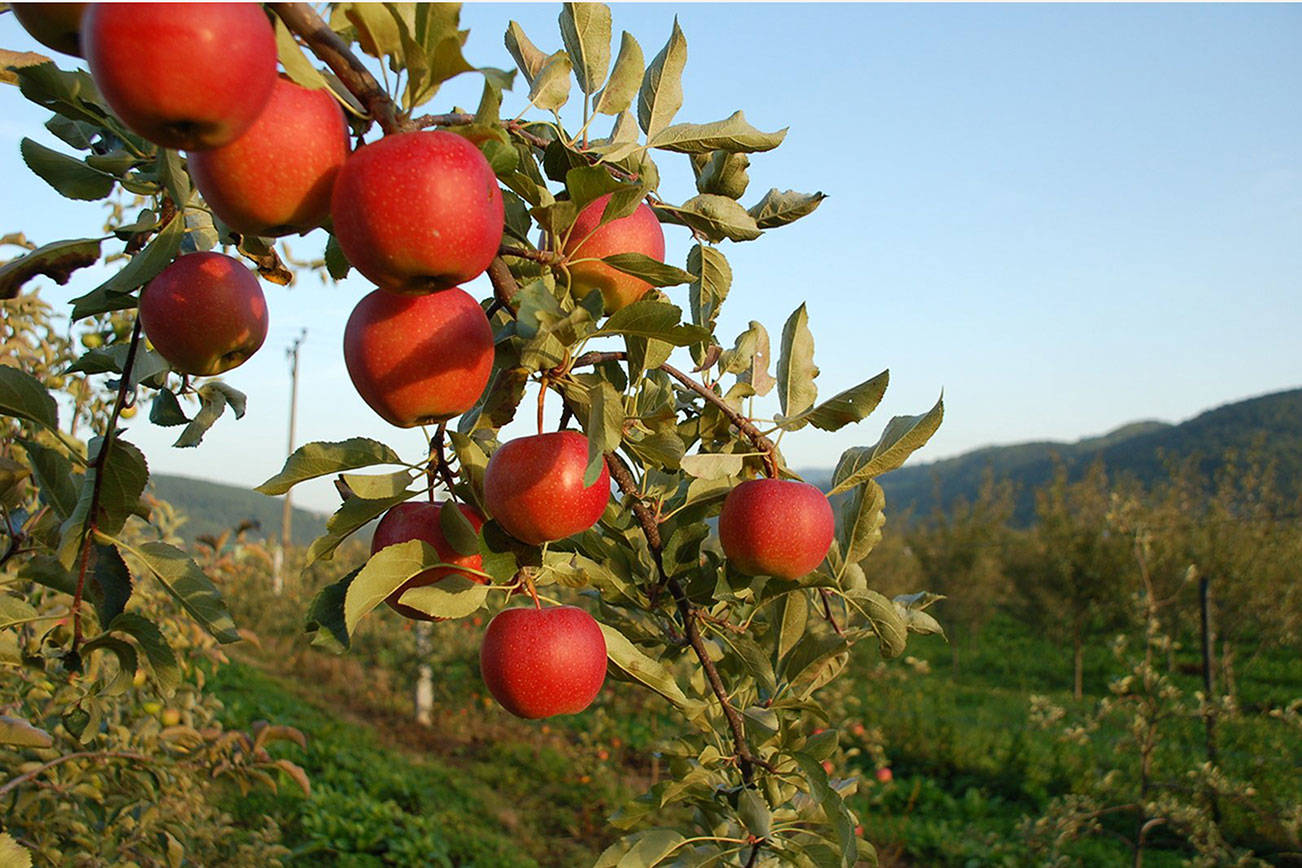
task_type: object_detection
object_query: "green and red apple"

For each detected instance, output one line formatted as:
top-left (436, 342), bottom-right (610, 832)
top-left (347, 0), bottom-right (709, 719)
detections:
top-left (371, 501), bottom-right (486, 621)
top-left (718, 478), bottom-right (834, 579)
top-left (562, 193), bottom-right (666, 313)
top-left (483, 431), bottom-right (610, 545)
top-left (479, 605), bottom-right (607, 719)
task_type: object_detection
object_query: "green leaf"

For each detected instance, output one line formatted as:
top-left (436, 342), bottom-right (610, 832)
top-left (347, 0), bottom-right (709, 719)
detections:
top-left (584, 381), bottom-right (624, 486)
top-left (528, 51), bottom-right (573, 112)
top-left (173, 381), bottom-right (245, 448)
top-left (594, 31), bottom-right (643, 116)
top-left (598, 623), bottom-right (693, 709)
top-left (594, 829), bottom-right (687, 868)
top-left (0, 365), bottom-right (59, 430)
top-left (0, 237), bottom-right (102, 299)
top-left (794, 753), bottom-right (858, 868)
top-left (777, 590), bottom-right (809, 662)
top-left (306, 568), bottom-right (359, 651)
top-left (687, 244), bottom-right (731, 337)
top-left (257, 438), bottom-right (403, 496)
top-left (345, 2), bottom-right (406, 61)
top-left (721, 321), bottom-right (776, 396)
top-left (694, 150), bottom-right (750, 199)
top-left (776, 303), bottom-right (819, 420)
top-left (839, 480), bottom-right (886, 566)
top-left (564, 164), bottom-right (626, 212)
top-left (658, 194), bottom-right (761, 243)
top-left (748, 188), bottom-right (827, 229)
top-left (70, 213), bottom-right (184, 321)
top-left (828, 395), bottom-right (945, 495)
top-left (0, 715), bottom-right (53, 749)
top-left (895, 591), bottom-right (946, 639)
top-left (111, 612), bottom-right (181, 696)
top-left (87, 543), bottom-right (132, 628)
top-left (346, 539), bottom-right (480, 631)
top-left (648, 111), bottom-right (786, 155)
top-left (274, 17), bottom-right (329, 90)
top-left (595, 300), bottom-right (708, 346)
top-left (0, 832), bottom-right (33, 868)
top-left (149, 390), bottom-right (189, 427)
top-left (849, 588), bottom-right (907, 659)
top-left (59, 438), bottom-right (148, 564)
top-left (156, 149), bottom-right (190, 212)
top-left (599, 253), bottom-right (692, 287)
top-left (20, 137), bottom-right (115, 200)
top-left (559, 2), bottom-right (611, 95)
top-left (679, 453), bottom-right (743, 479)
top-left (340, 470), bottom-right (414, 500)
top-left (0, 594), bottom-right (38, 629)
top-left (18, 439), bottom-right (78, 519)
top-left (780, 369), bottom-right (888, 433)
top-left (324, 234), bottom-right (351, 280)
top-left (14, 62), bottom-right (114, 129)
top-left (738, 788), bottom-right (772, 838)
top-left (504, 20), bottom-right (548, 86)
top-left (115, 540), bottom-right (240, 644)
top-left (396, 576), bottom-right (490, 620)
top-left (637, 18), bottom-right (686, 137)
top-left (307, 490), bottom-right (416, 565)
top-left (438, 501), bottom-right (481, 557)
top-left (79, 635), bottom-right (138, 696)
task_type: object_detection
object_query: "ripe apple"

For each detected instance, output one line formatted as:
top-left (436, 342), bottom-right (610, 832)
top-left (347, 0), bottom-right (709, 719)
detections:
top-left (371, 501), bottom-right (486, 621)
top-left (562, 193), bottom-right (666, 313)
top-left (138, 252), bottom-right (268, 376)
top-left (718, 478), bottom-right (834, 579)
top-left (83, 3), bottom-right (277, 150)
top-left (876, 767), bottom-right (894, 784)
top-left (330, 131), bottom-right (504, 293)
top-left (483, 431), bottom-right (610, 545)
top-left (343, 287), bottom-right (493, 427)
top-left (479, 605), bottom-right (607, 719)
top-left (12, 2), bottom-right (87, 57)
top-left (188, 77), bottom-right (348, 237)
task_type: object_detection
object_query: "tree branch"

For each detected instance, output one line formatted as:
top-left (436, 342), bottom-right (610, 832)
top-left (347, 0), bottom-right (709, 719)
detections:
top-left (71, 315), bottom-right (144, 651)
top-left (0, 750), bottom-right (152, 798)
top-left (575, 351), bottom-right (780, 478)
top-left (269, 3), bottom-right (407, 135)
top-left (605, 451), bottom-right (771, 783)
top-left (485, 256), bottom-right (521, 317)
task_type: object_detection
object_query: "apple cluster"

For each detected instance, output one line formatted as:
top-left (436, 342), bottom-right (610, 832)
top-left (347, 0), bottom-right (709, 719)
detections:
top-left (22, 2), bottom-right (840, 721)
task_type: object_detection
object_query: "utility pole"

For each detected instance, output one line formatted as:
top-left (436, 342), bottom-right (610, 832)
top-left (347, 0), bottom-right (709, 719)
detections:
top-left (274, 329), bottom-right (306, 595)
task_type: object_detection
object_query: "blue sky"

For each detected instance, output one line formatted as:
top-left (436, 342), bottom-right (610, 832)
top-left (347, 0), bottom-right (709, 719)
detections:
top-left (2, 4), bottom-right (1299, 513)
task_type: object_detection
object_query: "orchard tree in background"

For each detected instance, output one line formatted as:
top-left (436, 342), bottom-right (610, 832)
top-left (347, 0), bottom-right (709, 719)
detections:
top-left (0, 3), bottom-right (947, 865)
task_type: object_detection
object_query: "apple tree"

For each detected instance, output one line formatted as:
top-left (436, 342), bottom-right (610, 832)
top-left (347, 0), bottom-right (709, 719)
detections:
top-left (1, 3), bottom-right (946, 865)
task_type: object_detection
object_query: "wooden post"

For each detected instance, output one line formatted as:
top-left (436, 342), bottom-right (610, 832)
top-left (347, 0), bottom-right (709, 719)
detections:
top-left (1200, 574), bottom-right (1220, 824)
top-left (275, 329), bottom-right (306, 595)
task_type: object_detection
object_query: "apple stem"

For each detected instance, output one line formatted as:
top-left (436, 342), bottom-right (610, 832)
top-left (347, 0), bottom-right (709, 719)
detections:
top-left (536, 380), bottom-right (547, 436)
top-left (427, 423), bottom-right (457, 498)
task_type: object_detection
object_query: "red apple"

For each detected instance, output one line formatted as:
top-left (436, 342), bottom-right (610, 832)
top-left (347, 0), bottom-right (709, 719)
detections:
top-left (875, 767), bottom-right (894, 784)
top-left (12, 2), bottom-right (87, 57)
top-left (330, 131), bottom-right (504, 293)
top-left (188, 78), bottom-right (348, 237)
top-left (562, 193), bottom-right (666, 313)
top-left (718, 478), bottom-right (834, 579)
top-left (83, 3), bottom-right (276, 151)
top-left (138, 252), bottom-right (268, 376)
top-left (479, 605), bottom-right (607, 719)
top-left (343, 287), bottom-right (493, 427)
top-left (371, 501), bottom-right (486, 621)
top-left (483, 431), bottom-right (610, 545)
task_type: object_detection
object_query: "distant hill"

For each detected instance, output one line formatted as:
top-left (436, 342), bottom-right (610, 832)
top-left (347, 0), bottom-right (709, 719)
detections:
top-left (150, 473), bottom-right (328, 547)
top-left (803, 387), bottom-right (1302, 524)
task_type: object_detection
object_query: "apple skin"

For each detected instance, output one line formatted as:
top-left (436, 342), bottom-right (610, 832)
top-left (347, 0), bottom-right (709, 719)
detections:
top-left (371, 501), bottom-right (486, 621)
top-left (479, 605), bottom-right (607, 719)
top-left (562, 193), bottom-right (666, 313)
top-left (483, 431), bottom-right (610, 545)
top-left (83, 3), bottom-right (277, 151)
top-left (12, 3), bottom-right (88, 57)
top-left (330, 131), bottom-right (504, 293)
top-left (188, 78), bottom-right (348, 237)
top-left (138, 252), bottom-right (268, 376)
top-left (718, 478), bottom-right (834, 579)
top-left (343, 287), bottom-right (493, 428)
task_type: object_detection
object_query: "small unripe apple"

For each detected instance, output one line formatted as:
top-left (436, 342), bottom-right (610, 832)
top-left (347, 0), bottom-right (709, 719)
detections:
top-left (12, 2), bottom-right (88, 57)
top-left (189, 77), bottom-right (348, 236)
top-left (371, 501), bottom-right (486, 621)
top-left (138, 252), bottom-right (268, 376)
top-left (160, 708), bottom-right (181, 726)
top-left (343, 287), bottom-right (493, 427)
top-left (330, 131), bottom-right (504, 293)
top-left (479, 605), bottom-right (607, 719)
top-left (483, 431), bottom-right (610, 545)
top-left (718, 478), bottom-right (834, 579)
top-left (83, 2), bottom-right (277, 150)
top-left (562, 193), bottom-right (666, 313)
